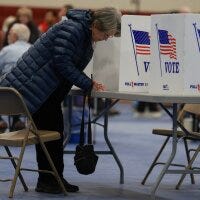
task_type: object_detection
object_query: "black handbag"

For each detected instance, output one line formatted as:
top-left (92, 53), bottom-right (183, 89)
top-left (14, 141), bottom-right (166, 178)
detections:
top-left (74, 95), bottom-right (98, 175)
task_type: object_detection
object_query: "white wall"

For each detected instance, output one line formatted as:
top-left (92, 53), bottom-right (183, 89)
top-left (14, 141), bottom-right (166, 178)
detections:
top-left (0, 0), bottom-right (199, 12)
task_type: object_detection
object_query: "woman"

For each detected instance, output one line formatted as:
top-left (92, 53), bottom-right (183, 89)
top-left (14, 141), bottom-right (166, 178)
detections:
top-left (0, 7), bottom-right (121, 194)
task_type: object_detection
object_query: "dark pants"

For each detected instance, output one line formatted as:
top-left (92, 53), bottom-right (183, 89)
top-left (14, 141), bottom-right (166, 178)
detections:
top-left (137, 102), bottom-right (159, 112)
top-left (32, 84), bottom-right (71, 182)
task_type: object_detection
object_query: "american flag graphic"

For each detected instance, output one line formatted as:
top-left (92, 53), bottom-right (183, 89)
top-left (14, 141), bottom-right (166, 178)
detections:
top-left (193, 23), bottom-right (200, 53)
top-left (158, 29), bottom-right (177, 60)
top-left (132, 30), bottom-right (150, 55)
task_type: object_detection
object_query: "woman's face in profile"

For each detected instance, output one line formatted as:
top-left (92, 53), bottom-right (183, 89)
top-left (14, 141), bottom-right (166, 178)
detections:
top-left (91, 23), bottom-right (116, 42)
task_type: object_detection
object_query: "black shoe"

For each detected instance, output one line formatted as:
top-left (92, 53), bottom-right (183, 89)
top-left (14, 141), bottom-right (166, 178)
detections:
top-left (62, 178), bottom-right (79, 192)
top-left (35, 179), bottom-right (79, 194)
top-left (35, 181), bottom-right (62, 194)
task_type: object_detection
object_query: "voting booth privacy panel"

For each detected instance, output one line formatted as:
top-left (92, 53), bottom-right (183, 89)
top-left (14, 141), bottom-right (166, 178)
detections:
top-left (93, 37), bottom-right (121, 91)
top-left (72, 59), bottom-right (93, 90)
top-left (93, 15), bottom-right (151, 93)
top-left (149, 13), bottom-right (200, 95)
top-left (119, 15), bottom-right (151, 93)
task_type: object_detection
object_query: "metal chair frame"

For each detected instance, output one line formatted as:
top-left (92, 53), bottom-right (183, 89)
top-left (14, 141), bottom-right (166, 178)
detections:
top-left (0, 87), bottom-right (67, 198)
top-left (141, 104), bottom-right (200, 189)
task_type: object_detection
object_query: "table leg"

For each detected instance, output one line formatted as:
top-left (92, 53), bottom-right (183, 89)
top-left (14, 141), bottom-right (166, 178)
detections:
top-left (103, 98), bottom-right (124, 184)
top-left (151, 103), bottom-right (178, 199)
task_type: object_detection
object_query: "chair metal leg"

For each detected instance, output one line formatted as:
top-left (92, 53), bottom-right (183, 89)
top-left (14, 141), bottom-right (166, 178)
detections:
top-left (39, 140), bottom-right (67, 195)
top-left (183, 139), bottom-right (195, 185)
top-left (4, 146), bottom-right (28, 192)
top-left (176, 144), bottom-right (200, 189)
top-left (9, 143), bottom-right (27, 198)
top-left (141, 137), bottom-right (170, 185)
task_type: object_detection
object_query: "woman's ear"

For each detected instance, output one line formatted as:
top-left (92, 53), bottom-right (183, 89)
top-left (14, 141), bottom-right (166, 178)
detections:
top-left (92, 20), bottom-right (101, 30)
top-left (92, 20), bottom-right (97, 29)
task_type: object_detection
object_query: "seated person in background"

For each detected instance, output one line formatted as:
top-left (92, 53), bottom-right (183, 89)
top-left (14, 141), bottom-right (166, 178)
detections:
top-left (0, 23), bottom-right (31, 75)
top-left (38, 10), bottom-right (57, 33)
top-left (0, 23), bottom-right (31, 131)
top-left (0, 15), bottom-right (16, 50)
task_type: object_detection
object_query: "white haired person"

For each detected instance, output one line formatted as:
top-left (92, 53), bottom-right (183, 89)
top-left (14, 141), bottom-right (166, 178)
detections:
top-left (0, 23), bottom-right (31, 75)
top-left (0, 7), bottom-right (121, 194)
top-left (0, 23), bottom-right (31, 131)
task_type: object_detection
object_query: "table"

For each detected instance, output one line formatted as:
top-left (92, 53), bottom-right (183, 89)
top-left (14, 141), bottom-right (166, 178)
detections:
top-left (93, 91), bottom-right (200, 199)
top-left (65, 90), bottom-right (200, 199)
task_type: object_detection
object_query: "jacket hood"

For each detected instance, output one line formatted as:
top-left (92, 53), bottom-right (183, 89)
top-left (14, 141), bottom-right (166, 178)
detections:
top-left (67, 9), bottom-right (92, 25)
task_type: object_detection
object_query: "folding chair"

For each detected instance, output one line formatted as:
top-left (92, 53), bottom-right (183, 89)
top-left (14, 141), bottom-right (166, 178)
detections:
top-left (0, 87), bottom-right (67, 198)
top-left (141, 104), bottom-right (200, 187)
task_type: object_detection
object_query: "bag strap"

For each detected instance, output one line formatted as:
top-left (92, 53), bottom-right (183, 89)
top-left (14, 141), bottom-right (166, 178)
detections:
top-left (79, 94), bottom-right (92, 145)
top-left (79, 95), bottom-right (86, 146)
top-left (87, 95), bottom-right (92, 144)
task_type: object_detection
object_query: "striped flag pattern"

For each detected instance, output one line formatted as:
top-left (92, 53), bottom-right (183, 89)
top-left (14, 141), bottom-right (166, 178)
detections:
top-left (158, 29), bottom-right (177, 60)
top-left (132, 30), bottom-right (150, 55)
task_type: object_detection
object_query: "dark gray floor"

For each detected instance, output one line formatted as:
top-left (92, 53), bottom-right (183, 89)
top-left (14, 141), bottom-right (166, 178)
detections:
top-left (0, 102), bottom-right (200, 200)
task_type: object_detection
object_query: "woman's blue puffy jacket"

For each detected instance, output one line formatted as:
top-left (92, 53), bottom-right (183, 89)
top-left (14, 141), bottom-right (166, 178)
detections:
top-left (0, 9), bottom-right (94, 114)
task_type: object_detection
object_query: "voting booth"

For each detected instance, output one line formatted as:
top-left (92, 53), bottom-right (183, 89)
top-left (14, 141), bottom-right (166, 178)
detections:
top-left (149, 14), bottom-right (200, 95)
top-left (119, 15), bottom-right (151, 93)
top-left (93, 37), bottom-right (120, 91)
top-left (72, 59), bottom-right (93, 89)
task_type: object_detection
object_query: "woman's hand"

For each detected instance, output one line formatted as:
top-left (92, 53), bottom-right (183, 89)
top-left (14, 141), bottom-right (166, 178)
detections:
top-left (93, 81), bottom-right (106, 91)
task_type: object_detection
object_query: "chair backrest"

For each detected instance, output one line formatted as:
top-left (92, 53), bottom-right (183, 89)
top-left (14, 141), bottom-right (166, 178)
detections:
top-left (177, 104), bottom-right (200, 122)
top-left (183, 104), bottom-right (200, 116)
top-left (0, 87), bottom-right (29, 116)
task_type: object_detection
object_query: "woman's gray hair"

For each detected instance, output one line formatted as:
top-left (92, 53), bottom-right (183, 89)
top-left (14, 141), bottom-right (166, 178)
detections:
top-left (10, 23), bottom-right (30, 42)
top-left (92, 7), bottom-right (121, 37)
